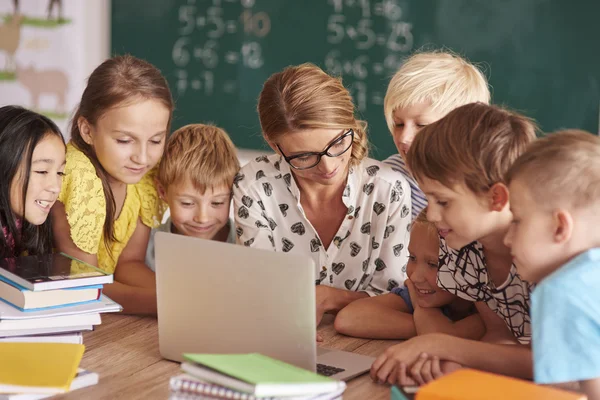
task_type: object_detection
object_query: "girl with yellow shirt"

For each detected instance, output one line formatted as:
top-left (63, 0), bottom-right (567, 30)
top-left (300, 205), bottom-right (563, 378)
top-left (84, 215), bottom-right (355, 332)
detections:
top-left (51, 55), bottom-right (173, 315)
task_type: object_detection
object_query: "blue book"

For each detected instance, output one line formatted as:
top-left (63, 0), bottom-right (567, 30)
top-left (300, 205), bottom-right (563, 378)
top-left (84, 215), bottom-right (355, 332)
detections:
top-left (0, 275), bottom-right (102, 311)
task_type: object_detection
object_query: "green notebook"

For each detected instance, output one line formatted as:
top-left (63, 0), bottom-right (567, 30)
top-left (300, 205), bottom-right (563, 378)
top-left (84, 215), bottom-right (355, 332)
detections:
top-left (182, 353), bottom-right (345, 397)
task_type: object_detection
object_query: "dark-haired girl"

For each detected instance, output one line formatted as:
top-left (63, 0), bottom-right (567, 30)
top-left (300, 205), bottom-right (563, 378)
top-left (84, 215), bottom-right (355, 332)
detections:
top-left (0, 105), bottom-right (66, 258)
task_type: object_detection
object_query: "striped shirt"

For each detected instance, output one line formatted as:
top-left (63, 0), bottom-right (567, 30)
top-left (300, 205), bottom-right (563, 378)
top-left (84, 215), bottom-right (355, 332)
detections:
top-left (384, 154), bottom-right (427, 220)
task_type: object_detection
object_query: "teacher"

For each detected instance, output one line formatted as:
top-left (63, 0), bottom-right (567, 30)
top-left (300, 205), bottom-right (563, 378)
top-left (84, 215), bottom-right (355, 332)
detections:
top-left (233, 63), bottom-right (411, 324)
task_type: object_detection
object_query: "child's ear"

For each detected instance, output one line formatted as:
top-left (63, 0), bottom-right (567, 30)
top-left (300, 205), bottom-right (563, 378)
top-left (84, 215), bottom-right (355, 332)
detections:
top-left (156, 182), bottom-right (167, 201)
top-left (552, 209), bottom-right (573, 244)
top-left (488, 183), bottom-right (509, 212)
top-left (78, 116), bottom-right (93, 146)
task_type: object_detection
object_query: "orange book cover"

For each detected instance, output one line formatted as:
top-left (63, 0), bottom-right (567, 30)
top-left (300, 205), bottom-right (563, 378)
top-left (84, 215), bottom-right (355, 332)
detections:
top-left (416, 369), bottom-right (586, 400)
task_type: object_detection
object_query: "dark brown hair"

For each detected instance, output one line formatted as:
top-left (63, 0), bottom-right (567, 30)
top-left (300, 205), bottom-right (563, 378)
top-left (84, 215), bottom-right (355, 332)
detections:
top-left (0, 105), bottom-right (65, 258)
top-left (70, 55), bottom-right (173, 253)
top-left (407, 102), bottom-right (537, 194)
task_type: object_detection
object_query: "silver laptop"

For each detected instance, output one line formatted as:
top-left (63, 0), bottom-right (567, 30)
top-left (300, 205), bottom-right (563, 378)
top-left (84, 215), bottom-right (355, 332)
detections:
top-left (155, 232), bottom-right (374, 381)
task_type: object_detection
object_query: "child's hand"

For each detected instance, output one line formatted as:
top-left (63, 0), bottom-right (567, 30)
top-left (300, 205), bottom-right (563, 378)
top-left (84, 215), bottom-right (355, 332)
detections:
top-left (370, 335), bottom-right (438, 384)
top-left (409, 355), bottom-right (463, 385)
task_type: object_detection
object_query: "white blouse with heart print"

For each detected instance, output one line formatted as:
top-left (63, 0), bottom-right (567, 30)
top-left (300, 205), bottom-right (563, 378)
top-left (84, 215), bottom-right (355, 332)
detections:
top-left (232, 154), bottom-right (412, 296)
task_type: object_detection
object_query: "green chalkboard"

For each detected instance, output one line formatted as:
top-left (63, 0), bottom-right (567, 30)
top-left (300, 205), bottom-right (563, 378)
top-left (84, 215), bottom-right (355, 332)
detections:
top-left (112, 0), bottom-right (600, 159)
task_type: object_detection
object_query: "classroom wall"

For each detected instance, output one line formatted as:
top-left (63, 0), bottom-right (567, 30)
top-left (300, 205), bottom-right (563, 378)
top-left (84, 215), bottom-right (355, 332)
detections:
top-left (0, 0), bottom-right (110, 139)
top-left (111, 0), bottom-right (600, 160)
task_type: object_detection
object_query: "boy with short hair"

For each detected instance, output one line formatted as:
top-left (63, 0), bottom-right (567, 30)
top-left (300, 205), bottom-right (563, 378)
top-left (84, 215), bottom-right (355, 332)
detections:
top-left (371, 102), bottom-right (537, 386)
top-left (145, 124), bottom-right (240, 270)
top-left (504, 130), bottom-right (600, 399)
top-left (334, 51), bottom-right (490, 338)
top-left (383, 50), bottom-right (490, 219)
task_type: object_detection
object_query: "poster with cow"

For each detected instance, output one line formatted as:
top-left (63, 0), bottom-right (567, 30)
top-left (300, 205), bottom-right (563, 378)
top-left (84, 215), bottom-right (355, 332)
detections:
top-left (0, 0), bottom-right (107, 139)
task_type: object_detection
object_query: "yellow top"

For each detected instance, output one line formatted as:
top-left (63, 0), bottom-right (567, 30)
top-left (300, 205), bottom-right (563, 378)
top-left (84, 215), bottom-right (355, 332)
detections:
top-left (58, 143), bottom-right (166, 274)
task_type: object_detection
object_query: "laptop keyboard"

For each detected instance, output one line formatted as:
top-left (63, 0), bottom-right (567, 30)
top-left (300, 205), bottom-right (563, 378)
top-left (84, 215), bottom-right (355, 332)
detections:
top-left (317, 363), bottom-right (346, 377)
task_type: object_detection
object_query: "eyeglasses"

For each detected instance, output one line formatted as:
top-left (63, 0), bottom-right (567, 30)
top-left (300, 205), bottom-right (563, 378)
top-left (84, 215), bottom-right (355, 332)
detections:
top-left (277, 129), bottom-right (354, 170)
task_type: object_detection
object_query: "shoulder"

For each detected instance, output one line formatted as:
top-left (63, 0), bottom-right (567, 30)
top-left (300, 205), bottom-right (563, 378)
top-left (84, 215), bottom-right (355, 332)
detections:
top-left (59, 143), bottom-right (104, 208)
top-left (357, 158), bottom-right (409, 189)
top-left (534, 248), bottom-right (600, 306)
top-left (133, 170), bottom-right (167, 228)
top-left (383, 154), bottom-right (407, 170)
top-left (237, 154), bottom-right (281, 182)
top-left (234, 153), bottom-right (287, 194)
top-left (437, 239), bottom-right (488, 297)
top-left (63, 143), bottom-right (99, 183)
top-left (549, 248), bottom-right (600, 288)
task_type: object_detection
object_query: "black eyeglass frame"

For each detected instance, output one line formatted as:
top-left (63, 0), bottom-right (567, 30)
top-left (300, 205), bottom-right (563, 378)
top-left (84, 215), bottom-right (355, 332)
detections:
top-left (276, 129), bottom-right (354, 170)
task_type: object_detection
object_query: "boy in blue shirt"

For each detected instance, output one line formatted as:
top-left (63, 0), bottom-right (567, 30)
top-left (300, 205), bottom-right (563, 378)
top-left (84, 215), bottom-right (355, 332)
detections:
top-left (504, 129), bottom-right (600, 399)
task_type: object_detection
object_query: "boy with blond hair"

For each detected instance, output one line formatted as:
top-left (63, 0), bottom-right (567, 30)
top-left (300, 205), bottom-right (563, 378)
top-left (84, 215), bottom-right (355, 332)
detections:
top-left (145, 124), bottom-right (240, 270)
top-left (384, 50), bottom-right (490, 219)
top-left (371, 102), bottom-right (537, 386)
top-left (334, 51), bottom-right (490, 338)
top-left (504, 130), bottom-right (600, 399)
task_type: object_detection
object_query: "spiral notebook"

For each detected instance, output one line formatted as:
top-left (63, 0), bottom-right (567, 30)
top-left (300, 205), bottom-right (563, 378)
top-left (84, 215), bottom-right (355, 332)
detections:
top-left (169, 374), bottom-right (345, 400)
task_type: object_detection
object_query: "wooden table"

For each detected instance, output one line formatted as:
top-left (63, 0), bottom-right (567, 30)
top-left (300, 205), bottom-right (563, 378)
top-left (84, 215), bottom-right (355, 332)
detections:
top-left (57, 313), bottom-right (401, 399)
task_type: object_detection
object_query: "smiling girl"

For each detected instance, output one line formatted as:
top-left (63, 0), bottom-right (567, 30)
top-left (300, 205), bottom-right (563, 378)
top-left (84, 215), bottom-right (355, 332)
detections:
top-left (51, 55), bottom-right (173, 315)
top-left (0, 106), bottom-right (66, 258)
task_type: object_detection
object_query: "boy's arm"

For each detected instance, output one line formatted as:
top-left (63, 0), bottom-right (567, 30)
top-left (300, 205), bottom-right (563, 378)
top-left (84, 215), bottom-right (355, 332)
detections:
top-left (333, 293), bottom-right (416, 339)
top-left (371, 301), bottom-right (532, 383)
top-left (371, 333), bottom-right (532, 384)
top-left (407, 280), bottom-right (485, 340)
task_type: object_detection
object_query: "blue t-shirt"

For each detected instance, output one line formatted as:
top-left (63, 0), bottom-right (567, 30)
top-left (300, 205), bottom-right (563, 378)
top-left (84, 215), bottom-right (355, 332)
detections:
top-left (384, 154), bottom-right (426, 220)
top-left (533, 248), bottom-right (600, 384)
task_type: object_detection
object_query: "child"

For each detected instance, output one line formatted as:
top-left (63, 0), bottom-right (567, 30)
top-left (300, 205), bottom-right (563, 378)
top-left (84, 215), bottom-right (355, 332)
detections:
top-left (371, 102), bottom-right (537, 386)
top-left (383, 51), bottom-right (490, 219)
top-left (145, 124), bottom-right (240, 271)
top-left (51, 55), bottom-right (173, 315)
top-left (504, 130), bottom-right (600, 399)
top-left (335, 209), bottom-right (484, 340)
top-left (334, 51), bottom-right (490, 339)
top-left (0, 105), bottom-right (65, 258)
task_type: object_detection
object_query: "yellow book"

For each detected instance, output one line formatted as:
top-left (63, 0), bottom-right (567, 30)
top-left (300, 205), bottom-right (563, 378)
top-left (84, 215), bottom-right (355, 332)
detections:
top-left (0, 343), bottom-right (85, 394)
top-left (416, 369), bottom-right (586, 400)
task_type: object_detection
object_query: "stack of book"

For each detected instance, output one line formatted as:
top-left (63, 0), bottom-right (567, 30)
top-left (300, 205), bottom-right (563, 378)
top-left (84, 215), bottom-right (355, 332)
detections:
top-left (169, 353), bottom-right (346, 400)
top-left (0, 342), bottom-right (99, 399)
top-left (0, 253), bottom-right (121, 343)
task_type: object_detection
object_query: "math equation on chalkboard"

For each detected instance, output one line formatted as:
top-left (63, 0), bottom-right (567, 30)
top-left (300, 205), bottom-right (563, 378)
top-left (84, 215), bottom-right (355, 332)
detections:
top-left (171, 0), bottom-right (413, 113)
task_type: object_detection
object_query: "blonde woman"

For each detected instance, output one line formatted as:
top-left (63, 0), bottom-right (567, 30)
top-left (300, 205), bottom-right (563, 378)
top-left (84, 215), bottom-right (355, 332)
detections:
top-left (233, 64), bottom-right (411, 327)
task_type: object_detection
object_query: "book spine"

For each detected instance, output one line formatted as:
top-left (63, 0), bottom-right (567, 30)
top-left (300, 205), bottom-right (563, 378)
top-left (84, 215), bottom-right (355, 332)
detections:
top-left (169, 377), bottom-right (261, 400)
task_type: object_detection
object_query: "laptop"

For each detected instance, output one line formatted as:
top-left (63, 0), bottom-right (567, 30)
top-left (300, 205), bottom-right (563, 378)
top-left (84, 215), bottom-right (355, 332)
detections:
top-left (155, 232), bottom-right (375, 381)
